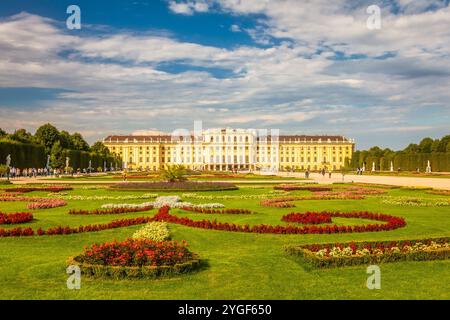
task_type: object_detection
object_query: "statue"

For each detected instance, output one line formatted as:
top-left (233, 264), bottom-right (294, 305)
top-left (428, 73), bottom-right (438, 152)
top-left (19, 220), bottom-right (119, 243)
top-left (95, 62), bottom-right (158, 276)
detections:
top-left (372, 162), bottom-right (376, 172)
top-left (426, 160), bottom-right (432, 173)
top-left (390, 161), bottom-right (394, 172)
top-left (46, 155), bottom-right (50, 170)
top-left (6, 154), bottom-right (11, 168)
top-left (88, 160), bottom-right (92, 173)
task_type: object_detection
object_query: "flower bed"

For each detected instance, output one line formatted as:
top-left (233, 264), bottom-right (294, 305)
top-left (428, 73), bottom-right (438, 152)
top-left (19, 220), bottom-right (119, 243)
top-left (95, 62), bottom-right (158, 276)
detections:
top-left (0, 216), bottom-right (154, 237)
top-left (427, 190), bottom-right (450, 196)
top-left (274, 185), bottom-right (332, 192)
top-left (51, 193), bottom-right (158, 201)
top-left (182, 193), bottom-right (286, 200)
top-left (0, 212), bottom-right (33, 224)
top-left (282, 212), bottom-right (332, 225)
top-left (286, 237), bottom-right (450, 268)
top-left (67, 239), bottom-right (200, 279)
top-left (68, 206), bottom-right (153, 215)
top-left (4, 186), bottom-right (73, 193)
top-left (316, 186), bottom-right (386, 196)
top-left (380, 196), bottom-right (450, 206)
top-left (153, 206), bottom-right (406, 235)
top-left (101, 196), bottom-right (225, 210)
top-left (180, 206), bottom-right (252, 215)
top-left (27, 199), bottom-right (67, 210)
top-left (0, 195), bottom-right (67, 209)
top-left (260, 194), bottom-right (365, 207)
top-left (0, 205), bottom-right (406, 238)
top-left (110, 181), bottom-right (238, 192)
top-left (132, 222), bottom-right (170, 241)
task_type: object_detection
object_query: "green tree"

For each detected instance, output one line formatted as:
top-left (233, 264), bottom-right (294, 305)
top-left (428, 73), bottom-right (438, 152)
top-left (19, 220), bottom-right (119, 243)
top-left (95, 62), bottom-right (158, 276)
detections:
top-left (418, 137), bottom-right (433, 153)
top-left (35, 123), bottom-right (60, 153)
top-left (9, 129), bottom-right (34, 143)
top-left (0, 128), bottom-right (7, 137)
top-left (71, 133), bottom-right (89, 151)
top-left (446, 141), bottom-right (450, 153)
top-left (50, 141), bottom-right (65, 169)
top-left (90, 141), bottom-right (110, 155)
top-left (160, 164), bottom-right (186, 182)
top-left (404, 143), bottom-right (420, 154)
top-left (59, 130), bottom-right (74, 149)
top-left (431, 139), bottom-right (440, 153)
top-left (438, 135), bottom-right (450, 152)
top-left (368, 146), bottom-right (383, 157)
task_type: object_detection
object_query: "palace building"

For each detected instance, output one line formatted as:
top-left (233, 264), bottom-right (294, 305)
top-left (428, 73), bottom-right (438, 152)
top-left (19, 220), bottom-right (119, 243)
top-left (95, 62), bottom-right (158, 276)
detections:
top-left (103, 128), bottom-right (355, 172)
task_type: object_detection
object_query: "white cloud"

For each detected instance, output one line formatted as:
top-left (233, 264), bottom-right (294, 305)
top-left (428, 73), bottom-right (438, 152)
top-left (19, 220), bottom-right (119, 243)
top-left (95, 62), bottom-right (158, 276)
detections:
top-left (1, 6), bottom-right (450, 149)
top-left (230, 24), bottom-right (241, 32)
top-left (168, 1), bottom-right (210, 15)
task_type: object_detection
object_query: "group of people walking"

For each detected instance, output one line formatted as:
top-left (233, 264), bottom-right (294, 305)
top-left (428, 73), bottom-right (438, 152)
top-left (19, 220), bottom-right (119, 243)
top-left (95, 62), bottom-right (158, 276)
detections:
top-left (6, 167), bottom-right (55, 179)
top-left (304, 168), bottom-right (333, 179)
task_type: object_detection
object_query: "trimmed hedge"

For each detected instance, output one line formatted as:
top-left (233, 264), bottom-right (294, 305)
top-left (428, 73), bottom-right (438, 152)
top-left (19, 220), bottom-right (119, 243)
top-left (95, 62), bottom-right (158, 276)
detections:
top-left (67, 254), bottom-right (201, 279)
top-left (350, 151), bottom-right (450, 172)
top-left (286, 237), bottom-right (450, 268)
top-left (0, 138), bottom-right (120, 170)
top-left (0, 139), bottom-right (45, 168)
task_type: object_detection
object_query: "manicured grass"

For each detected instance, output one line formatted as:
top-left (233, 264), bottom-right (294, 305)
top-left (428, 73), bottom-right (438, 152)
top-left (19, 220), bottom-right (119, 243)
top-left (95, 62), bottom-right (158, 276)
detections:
top-left (0, 184), bottom-right (449, 299)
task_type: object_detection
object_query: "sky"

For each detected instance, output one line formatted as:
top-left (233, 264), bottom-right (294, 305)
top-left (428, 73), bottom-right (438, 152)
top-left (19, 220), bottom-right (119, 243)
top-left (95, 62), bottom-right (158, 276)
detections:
top-left (0, 0), bottom-right (449, 150)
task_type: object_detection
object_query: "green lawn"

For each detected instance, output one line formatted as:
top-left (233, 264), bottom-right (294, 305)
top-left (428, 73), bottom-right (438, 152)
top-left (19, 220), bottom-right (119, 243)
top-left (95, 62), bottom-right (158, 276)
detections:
top-left (0, 184), bottom-right (449, 299)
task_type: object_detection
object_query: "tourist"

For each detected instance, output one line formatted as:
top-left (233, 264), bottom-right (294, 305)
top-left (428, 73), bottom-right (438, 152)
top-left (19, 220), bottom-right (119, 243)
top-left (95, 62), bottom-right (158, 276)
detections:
top-left (328, 170), bottom-right (332, 179)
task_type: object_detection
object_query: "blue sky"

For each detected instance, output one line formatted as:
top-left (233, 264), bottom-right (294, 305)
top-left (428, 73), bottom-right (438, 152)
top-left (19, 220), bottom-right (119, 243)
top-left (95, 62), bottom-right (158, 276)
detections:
top-left (0, 0), bottom-right (449, 149)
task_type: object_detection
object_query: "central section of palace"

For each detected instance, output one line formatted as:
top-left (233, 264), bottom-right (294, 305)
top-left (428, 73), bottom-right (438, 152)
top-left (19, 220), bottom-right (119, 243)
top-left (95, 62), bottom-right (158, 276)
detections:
top-left (104, 128), bottom-right (355, 172)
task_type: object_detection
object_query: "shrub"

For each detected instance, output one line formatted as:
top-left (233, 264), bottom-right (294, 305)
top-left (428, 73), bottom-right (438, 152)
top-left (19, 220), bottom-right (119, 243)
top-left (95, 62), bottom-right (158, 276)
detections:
top-left (282, 212), bottom-right (332, 224)
top-left (0, 212), bottom-right (33, 224)
top-left (68, 239), bottom-right (200, 279)
top-left (286, 237), bottom-right (450, 268)
top-left (132, 222), bottom-right (170, 241)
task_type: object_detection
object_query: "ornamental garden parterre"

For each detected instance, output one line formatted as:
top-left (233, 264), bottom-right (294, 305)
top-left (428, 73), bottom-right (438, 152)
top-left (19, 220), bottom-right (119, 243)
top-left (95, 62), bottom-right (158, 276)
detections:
top-left (0, 179), bottom-right (449, 299)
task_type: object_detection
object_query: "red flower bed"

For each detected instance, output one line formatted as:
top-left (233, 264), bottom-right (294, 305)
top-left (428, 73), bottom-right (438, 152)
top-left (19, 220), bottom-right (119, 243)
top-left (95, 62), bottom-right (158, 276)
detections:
top-left (260, 195), bottom-right (364, 207)
top-left (315, 187), bottom-right (386, 196)
top-left (180, 206), bottom-right (252, 214)
top-left (77, 239), bottom-right (194, 267)
top-left (4, 186), bottom-right (73, 193)
top-left (153, 206), bottom-right (406, 235)
top-left (69, 206), bottom-right (154, 215)
top-left (282, 212), bottom-right (332, 225)
top-left (0, 195), bottom-right (67, 210)
top-left (274, 185), bottom-right (332, 192)
top-left (27, 199), bottom-right (67, 210)
top-left (0, 212), bottom-right (33, 224)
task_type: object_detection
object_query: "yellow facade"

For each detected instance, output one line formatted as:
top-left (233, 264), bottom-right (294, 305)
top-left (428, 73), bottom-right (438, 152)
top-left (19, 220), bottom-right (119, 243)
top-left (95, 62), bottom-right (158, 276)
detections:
top-left (104, 129), bottom-right (354, 172)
